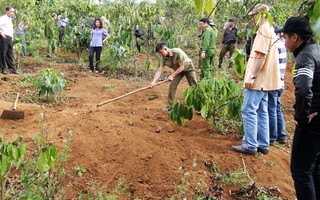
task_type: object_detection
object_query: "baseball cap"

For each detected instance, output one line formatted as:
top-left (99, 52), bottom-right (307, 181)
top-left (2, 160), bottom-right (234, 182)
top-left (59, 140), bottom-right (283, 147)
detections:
top-left (248, 4), bottom-right (269, 16)
top-left (275, 17), bottom-right (313, 36)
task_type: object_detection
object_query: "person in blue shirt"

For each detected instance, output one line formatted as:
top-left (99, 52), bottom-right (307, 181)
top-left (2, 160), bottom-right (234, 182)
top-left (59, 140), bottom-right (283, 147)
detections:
top-left (57, 10), bottom-right (69, 45)
top-left (89, 18), bottom-right (109, 73)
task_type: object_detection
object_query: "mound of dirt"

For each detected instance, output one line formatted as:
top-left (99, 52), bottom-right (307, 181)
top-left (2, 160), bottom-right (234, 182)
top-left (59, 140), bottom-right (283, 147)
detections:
top-left (0, 56), bottom-right (296, 199)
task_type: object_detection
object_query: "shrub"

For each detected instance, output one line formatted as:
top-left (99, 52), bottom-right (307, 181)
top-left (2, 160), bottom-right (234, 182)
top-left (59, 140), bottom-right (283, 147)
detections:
top-left (34, 68), bottom-right (67, 101)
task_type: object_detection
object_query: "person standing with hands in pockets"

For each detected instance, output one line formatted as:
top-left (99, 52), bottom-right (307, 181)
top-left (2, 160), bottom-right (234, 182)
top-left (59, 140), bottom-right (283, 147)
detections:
top-left (89, 18), bottom-right (109, 73)
top-left (276, 17), bottom-right (320, 200)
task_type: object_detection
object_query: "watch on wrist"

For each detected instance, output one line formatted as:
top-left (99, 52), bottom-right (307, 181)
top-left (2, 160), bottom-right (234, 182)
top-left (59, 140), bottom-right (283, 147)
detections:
top-left (250, 74), bottom-right (256, 79)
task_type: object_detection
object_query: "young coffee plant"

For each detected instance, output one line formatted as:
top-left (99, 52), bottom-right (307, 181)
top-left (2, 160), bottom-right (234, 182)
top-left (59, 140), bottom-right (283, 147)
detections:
top-left (4, 109), bottom-right (73, 199)
top-left (0, 137), bottom-right (26, 199)
top-left (169, 75), bottom-right (243, 132)
top-left (33, 68), bottom-right (67, 102)
top-left (100, 43), bottom-right (128, 75)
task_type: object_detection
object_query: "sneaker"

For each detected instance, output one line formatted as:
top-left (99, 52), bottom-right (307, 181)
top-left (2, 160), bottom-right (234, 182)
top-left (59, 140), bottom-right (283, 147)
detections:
top-left (232, 145), bottom-right (257, 156)
top-left (257, 147), bottom-right (269, 155)
top-left (277, 138), bottom-right (287, 144)
top-left (162, 106), bottom-right (172, 111)
top-left (1, 69), bottom-right (8, 75)
top-left (11, 70), bottom-right (19, 74)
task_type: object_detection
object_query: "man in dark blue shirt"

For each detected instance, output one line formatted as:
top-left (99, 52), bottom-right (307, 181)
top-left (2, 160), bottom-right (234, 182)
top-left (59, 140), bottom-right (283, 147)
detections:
top-left (277, 17), bottom-right (320, 200)
top-left (218, 18), bottom-right (238, 69)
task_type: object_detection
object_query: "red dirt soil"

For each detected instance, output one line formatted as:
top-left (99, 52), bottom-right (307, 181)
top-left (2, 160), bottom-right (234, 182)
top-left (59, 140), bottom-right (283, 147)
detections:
top-left (0, 55), bottom-right (296, 199)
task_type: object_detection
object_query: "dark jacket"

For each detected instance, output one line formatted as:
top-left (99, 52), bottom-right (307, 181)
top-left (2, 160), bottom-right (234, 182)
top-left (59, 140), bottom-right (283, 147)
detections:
top-left (222, 27), bottom-right (238, 45)
top-left (293, 42), bottom-right (320, 135)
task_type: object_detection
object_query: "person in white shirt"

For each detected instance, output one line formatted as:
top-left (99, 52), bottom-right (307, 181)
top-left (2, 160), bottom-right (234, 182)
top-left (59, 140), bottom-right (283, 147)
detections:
top-left (0, 6), bottom-right (18, 74)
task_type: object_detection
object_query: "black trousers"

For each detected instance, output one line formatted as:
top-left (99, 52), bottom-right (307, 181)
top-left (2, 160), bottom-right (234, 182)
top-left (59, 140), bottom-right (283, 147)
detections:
top-left (0, 35), bottom-right (15, 71)
top-left (291, 126), bottom-right (320, 200)
top-left (58, 26), bottom-right (65, 44)
top-left (89, 46), bottom-right (102, 71)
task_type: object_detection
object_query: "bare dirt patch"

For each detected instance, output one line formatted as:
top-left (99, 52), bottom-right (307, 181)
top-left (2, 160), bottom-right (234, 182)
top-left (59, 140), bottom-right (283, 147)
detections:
top-left (0, 55), bottom-right (296, 199)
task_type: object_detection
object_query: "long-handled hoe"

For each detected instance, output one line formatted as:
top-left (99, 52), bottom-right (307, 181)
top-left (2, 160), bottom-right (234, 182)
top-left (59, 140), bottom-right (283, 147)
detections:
top-left (97, 80), bottom-right (168, 107)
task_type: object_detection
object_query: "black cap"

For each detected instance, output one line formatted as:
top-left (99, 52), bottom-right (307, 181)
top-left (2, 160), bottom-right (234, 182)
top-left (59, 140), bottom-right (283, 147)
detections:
top-left (228, 18), bottom-right (235, 23)
top-left (275, 17), bottom-right (313, 37)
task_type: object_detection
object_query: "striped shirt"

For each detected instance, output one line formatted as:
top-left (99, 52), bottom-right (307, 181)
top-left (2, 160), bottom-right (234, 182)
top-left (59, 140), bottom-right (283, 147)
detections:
top-left (277, 38), bottom-right (287, 89)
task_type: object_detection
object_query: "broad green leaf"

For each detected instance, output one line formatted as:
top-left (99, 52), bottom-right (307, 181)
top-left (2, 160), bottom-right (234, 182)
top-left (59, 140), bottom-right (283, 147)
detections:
top-left (11, 146), bottom-right (19, 162)
top-left (180, 104), bottom-right (186, 117)
top-left (177, 116), bottom-right (183, 126)
top-left (37, 151), bottom-right (49, 173)
top-left (1, 154), bottom-right (9, 179)
top-left (186, 107), bottom-right (193, 120)
top-left (201, 105), bottom-right (208, 119)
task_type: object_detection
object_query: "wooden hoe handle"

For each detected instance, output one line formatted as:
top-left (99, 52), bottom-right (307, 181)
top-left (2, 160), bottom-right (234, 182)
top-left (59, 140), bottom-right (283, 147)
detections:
top-left (97, 80), bottom-right (168, 107)
top-left (13, 93), bottom-right (20, 111)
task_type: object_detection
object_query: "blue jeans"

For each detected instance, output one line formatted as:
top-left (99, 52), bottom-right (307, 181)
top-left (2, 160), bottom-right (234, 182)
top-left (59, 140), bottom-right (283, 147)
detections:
top-left (241, 89), bottom-right (269, 151)
top-left (16, 33), bottom-right (27, 56)
top-left (268, 89), bottom-right (286, 142)
top-left (291, 126), bottom-right (320, 200)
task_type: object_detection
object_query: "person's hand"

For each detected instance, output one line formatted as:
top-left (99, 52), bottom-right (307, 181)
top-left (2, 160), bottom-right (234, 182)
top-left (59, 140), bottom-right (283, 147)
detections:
top-left (1, 33), bottom-right (7, 39)
top-left (168, 74), bottom-right (175, 81)
top-left (308, 112), bottom-right (318, 123)
top-left (201, 52), bottom-right (205, 59)
top-left (244, 77), bottom-right (255, 88)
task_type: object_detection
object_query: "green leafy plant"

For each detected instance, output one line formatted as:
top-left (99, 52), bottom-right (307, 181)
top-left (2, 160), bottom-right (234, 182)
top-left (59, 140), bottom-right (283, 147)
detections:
top-left (18, 109), bottom-right (72, 199)
top-left (101, 43), bottom-right (128, 75)
top-left (169, 75), bottom-right (243, 132)
top-left (73, 166), bottom-right (87, 177)
top-left (33, 68), bottom-right (67, 101)
top-left (168, 101), bottom-right (193, 126)
top-left (220, 171), bottom-right (247, 186)
top-left (13, 37), bottom-right (24, 68)
top-left (0, 137), bottom-right (26, 199)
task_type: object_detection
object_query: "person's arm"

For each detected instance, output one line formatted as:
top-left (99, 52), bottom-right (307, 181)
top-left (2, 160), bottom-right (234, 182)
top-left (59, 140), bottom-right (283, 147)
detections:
top-left (0, 21), bottom-right (6, 38)
top-left (102, 29), bottom-right (110, 44)
top-left (221, 30), bottom-right (226, 44)
top-left (168, 61), bottom-right (184, 80)
top-left (0, 30), bottom-right (6, 38)
top-left (293, 53), bottom-right (316, 126)
top-left (244, 51), bottom-right (266, 88)
top-left (201, 29), bottom-right (210, 59)
top-left (150, 66), bottom-right (164, 87)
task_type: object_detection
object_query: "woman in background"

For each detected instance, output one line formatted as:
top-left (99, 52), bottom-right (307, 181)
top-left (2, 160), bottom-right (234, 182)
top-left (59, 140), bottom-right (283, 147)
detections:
top-left (89, 18), bottom-right (109, 73)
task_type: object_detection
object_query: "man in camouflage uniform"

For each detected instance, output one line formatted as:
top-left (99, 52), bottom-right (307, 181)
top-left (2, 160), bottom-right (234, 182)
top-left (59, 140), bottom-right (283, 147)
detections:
top-left (45, 13), bottom-right (58, 58)
top-left (199, 18), bottom-right (216, 79)
top-left (150, 42), bottom-right (197, 111)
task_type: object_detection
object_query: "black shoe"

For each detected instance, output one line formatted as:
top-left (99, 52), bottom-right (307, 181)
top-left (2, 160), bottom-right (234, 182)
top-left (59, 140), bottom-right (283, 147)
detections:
top-left (257, 147), bottom-right (269, 155)
top-left (162, 106), bottom-right (172, 111)
top-left (269, 141), bottom-right (276, 146)
top-left (232, 145), bottom-right (257, 156)
top-left (1, 69), bottom-right (8, 75)
top-left (277, 138), bottom-right (287, 144)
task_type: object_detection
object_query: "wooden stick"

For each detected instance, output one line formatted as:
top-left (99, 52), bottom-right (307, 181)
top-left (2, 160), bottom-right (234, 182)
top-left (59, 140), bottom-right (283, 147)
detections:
top-left (97, 80), bottom-right (168, 107)
top-left (13, 93), bottom-right (20, 111)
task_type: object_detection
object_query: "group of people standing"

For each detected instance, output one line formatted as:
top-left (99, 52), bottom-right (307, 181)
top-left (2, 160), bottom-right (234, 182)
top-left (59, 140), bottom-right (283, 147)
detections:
top-left (150, 3), bottom-right (320, 199)
top-left (44, 10), bottom-right (69, 58)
